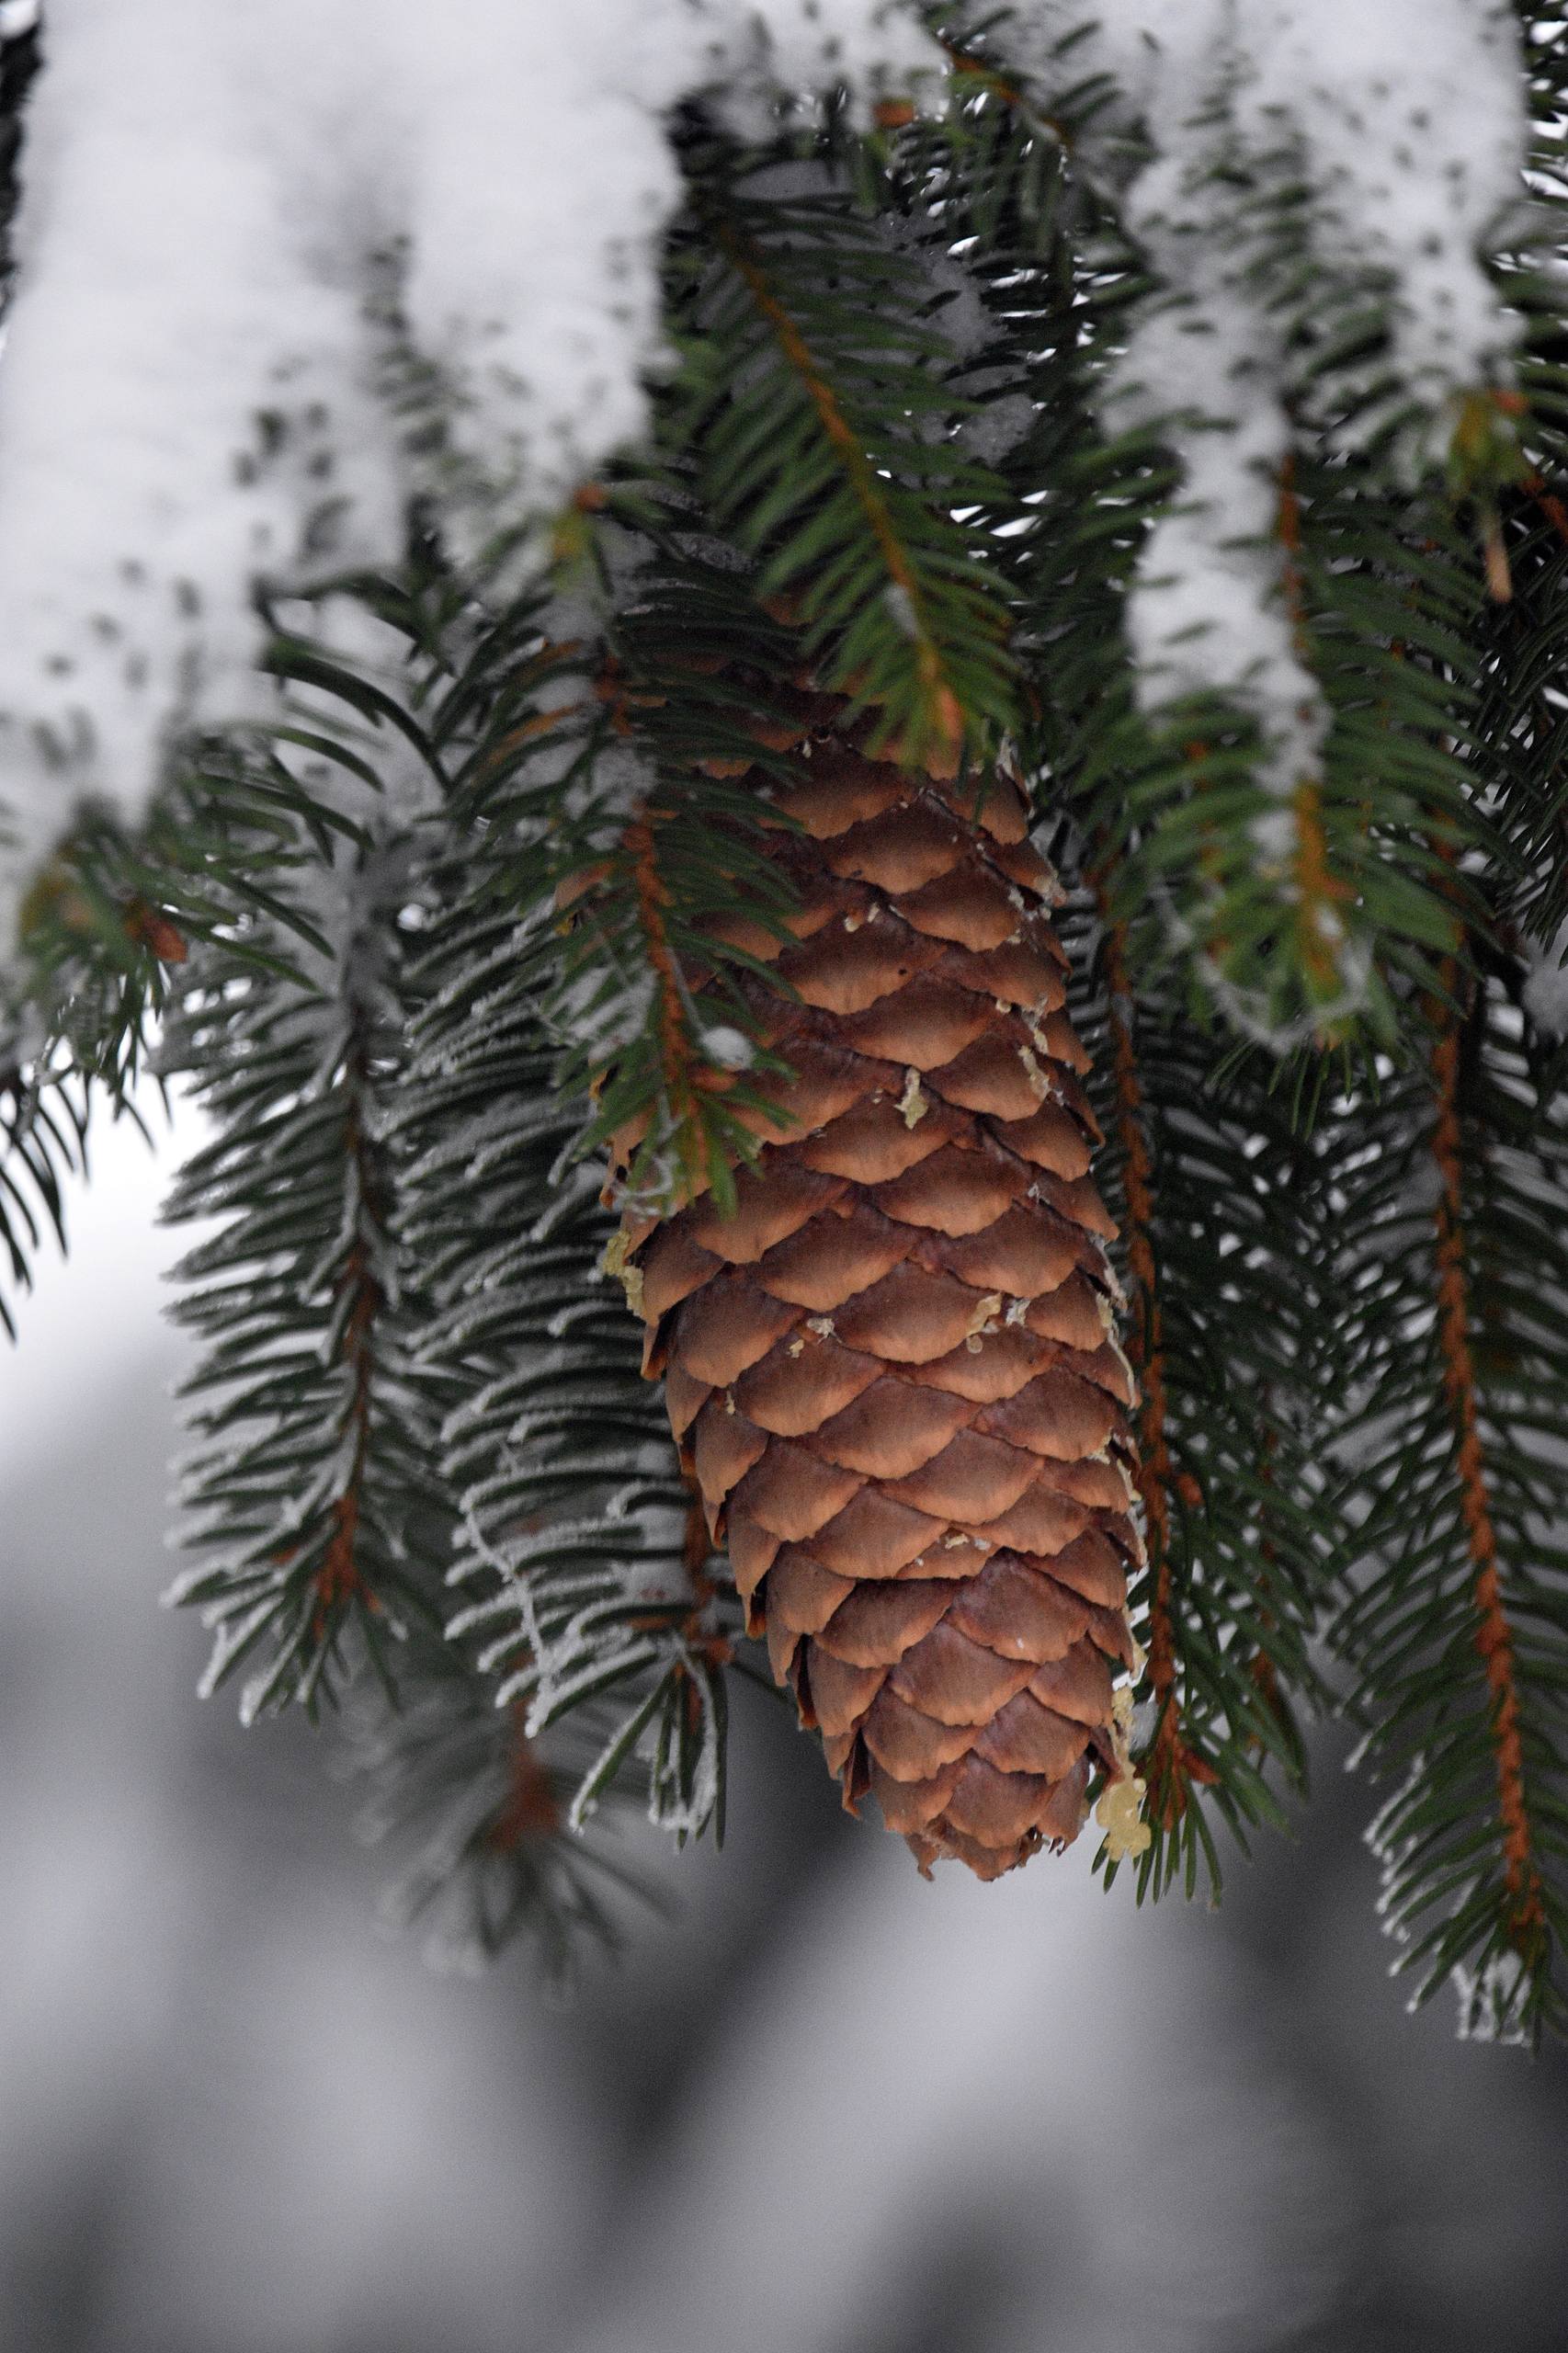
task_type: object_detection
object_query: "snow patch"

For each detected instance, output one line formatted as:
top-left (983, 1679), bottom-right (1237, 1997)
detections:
top-left (1005, 0), bottom-right (1528, 1009)
top-left (1522, 918), bottom-right (1568, 1039)
top-left (0, 0), bottom-right (941, 950)
top-left (0, 0), bottom-right (1532, 992)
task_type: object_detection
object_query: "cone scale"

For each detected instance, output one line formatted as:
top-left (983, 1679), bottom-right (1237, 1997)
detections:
top-left (617, 686), bottom-right (1143, 1878)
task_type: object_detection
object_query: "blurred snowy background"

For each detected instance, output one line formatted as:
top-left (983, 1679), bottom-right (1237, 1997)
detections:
top-left (1, 1099), bottom-right (1565, 2353)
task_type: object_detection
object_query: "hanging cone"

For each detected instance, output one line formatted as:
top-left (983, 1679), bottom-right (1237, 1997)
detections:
top-left (612, 680), bottom-right (1144, 1879)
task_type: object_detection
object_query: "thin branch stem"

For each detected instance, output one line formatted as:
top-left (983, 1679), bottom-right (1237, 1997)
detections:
top-left (713, 220), bottom-right (963, 759)
top-left (1428, 962), bottom-right (1547, 1951)
top-left (1100, 916), bottom-right (1187, 1825)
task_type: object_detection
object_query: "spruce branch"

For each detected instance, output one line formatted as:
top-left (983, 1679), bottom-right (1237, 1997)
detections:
top-left (1097, 915), bottom-right (1209, 1851)
top-left (0, 1058), bottom-right (86, 1340)
top-left (677, 167), bottom-right (1018, 763)
top-left (1330, 949), bottom-right (1568, 2043)
top-left (344, 1641), bottom-right (658, 1984)
top-left (156, 585), bottom-right (460, 1721)
top-left (913, 17), bottom-right (1509, 1047)
top-left (399, 873), bottom-right (738, 1847)
top-left (2, 19), bottom-right (1565, 2019)
top-left (710, 215), bottom-right (969, 762)
top-left (1426, 961), bottom-right (1546, 1956)
top-left (163, 868), bottom-right (437, 1721)
top-left (1060, 878), bottom-right (1331, 1901)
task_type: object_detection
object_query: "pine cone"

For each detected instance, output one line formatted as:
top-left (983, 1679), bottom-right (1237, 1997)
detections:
top-left (618, 688), bottom-right (1143, 1879)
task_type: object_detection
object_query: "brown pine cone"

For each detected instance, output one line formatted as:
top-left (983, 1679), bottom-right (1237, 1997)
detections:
top-left (616, 688), bottom-right (1143, 1879)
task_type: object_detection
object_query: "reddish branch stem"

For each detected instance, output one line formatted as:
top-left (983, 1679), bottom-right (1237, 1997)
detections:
top-left (940, 38), bottom-right (1069, 142)
top-left (1100, 918), bottom-right (1198, 1826)
top-left (313, 1085), bottom-right (379, 1626)
top-left (1427, 971), bottom-right (1545, 1946)
top-left (489, 1704), bottom-right (563, 1849)
top-left (1275, 458), bottom-right (1350, 1001)
top-left (1526, 470), bottom-right (1568, 548)
top-left (622, 807), bottom-right (693, 1130)
top-left (714, 224), bottom-right (962, 758)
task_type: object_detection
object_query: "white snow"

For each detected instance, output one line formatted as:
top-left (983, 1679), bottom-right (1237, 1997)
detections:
top-left (698, 1024), bottom-right (756, 1071)
top-left (1006, 0), bottom-right (1528, 1017)
top-left (0, 0), bottom-right (941, 956)
top-left (0, 0), bottom-right (1533, 990)
top-left (1522, 916), bottom-right (1568, 1038)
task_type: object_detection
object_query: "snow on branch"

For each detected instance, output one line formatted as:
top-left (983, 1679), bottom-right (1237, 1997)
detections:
top-left (0, 0), bottom-right (941, 951)
top-left (0, 0), bottom-right (1535, 1013)
top-left (1005, 0), bottom-right (1528, 1024)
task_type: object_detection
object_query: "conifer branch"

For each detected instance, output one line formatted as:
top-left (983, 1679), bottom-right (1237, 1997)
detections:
top-left (712, 220), bottom-right (965, 763)
top-left (400, 866), bottom-right (738, 1846)
top-left (677, 173), bottom-right (1017, 759)
top-left (1065, 879), bottom-right (1329, 1900)
top-left (607, 799), bottom-right (734, 1212)
top-left (1426, 967), bottom-right (1547, 1956)
top-left (343, 1634), bottom-right (656, 1981)
top-left (489, 1705), bottom-right (564, 1849)
top-left (0, 1060), bottom-right (86, 1340)
top-left (2, 24), bottom-right (1565, 2015)
top-left (1422, 993), bottom-right (1544, 1948)
top-left (1099, 921), bottom-right (1178, 1813)
top-left (1328, 948), bottom-right (1568, 2041)
top-left (304, 1049), bottom-right (381, 1631)
top-left (165, 910), bottom-right (434, 1720)
top-left (939, 38), bottom-right (1062, 144)
top-left (1273, 459), bottom-right (1357, 1018)
top-left (1097, 916), bottom-right (1228, 1866)
top-left (623, 803), bottom-right (693, 1116)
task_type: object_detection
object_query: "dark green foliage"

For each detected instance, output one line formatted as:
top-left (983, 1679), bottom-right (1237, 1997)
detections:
top-left (142, 578), bottom-right (703, 1949)
top-left (1325, 967), bottom-right (1568, 2043)
top-left (344, 1632), bottom-right (659, 1985)
top-left (931, 85), bottom-right (1496, 1048)
top-left (396, 867), bottom-right (738, 1847)
top-left (159, 734), bottom-right (446, 1722)
top-left (1059, 890), bottom-right (1333, 1902)
top-left (4, 21), bottom-right (1568, 2035)
top-left (0, 1059), bottom-right (87, 1340)
top-left (673, 162), bottom-right (1020, 764)
top-left (464, 558), bottom-right (811, 1215)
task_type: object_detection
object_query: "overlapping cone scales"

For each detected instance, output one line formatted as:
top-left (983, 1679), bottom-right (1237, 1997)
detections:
top-left (623, 690), bottom-right (1142, 1879)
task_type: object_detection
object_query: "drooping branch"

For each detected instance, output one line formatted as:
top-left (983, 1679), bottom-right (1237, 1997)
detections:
top-left (1273, 458), bottom-right (1356, 1012)
top-left (487, 1707), bottom-right (564, 1852)
top-left (164, 835), bottom-right (439, 1721)
top-left (622, 803), bottom-right (704, 1186)
top-left (312, 1048), bottom-right (382, 1628)
top-left (1099, 916), bottom-right (1207, 1833)
top-left (1427, 965), bottom-right (1547, 1956)
top-left (713, 222), bottom-right (964, 762)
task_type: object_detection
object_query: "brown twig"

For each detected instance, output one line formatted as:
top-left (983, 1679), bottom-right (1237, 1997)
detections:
top-left (1427, 962), bottom-right (1546, 1949)
top-left (1275, 458), bottom-right (1353, 1002)
top-left (487, 1704), bottom-right (562, 1849)
top-left (312, 1077), bottom-right (380, 1627)
top-left (940, 38), bottom-right (1072, 147)
top-left (1099, 917), bottom-right (1212, 1825)
top-left (1525, 469), bottom-right (1568, 549)
top-left (623, 810), bottom-right (688, 1097)
top-left (713, 222), bottom-right (963, 762)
